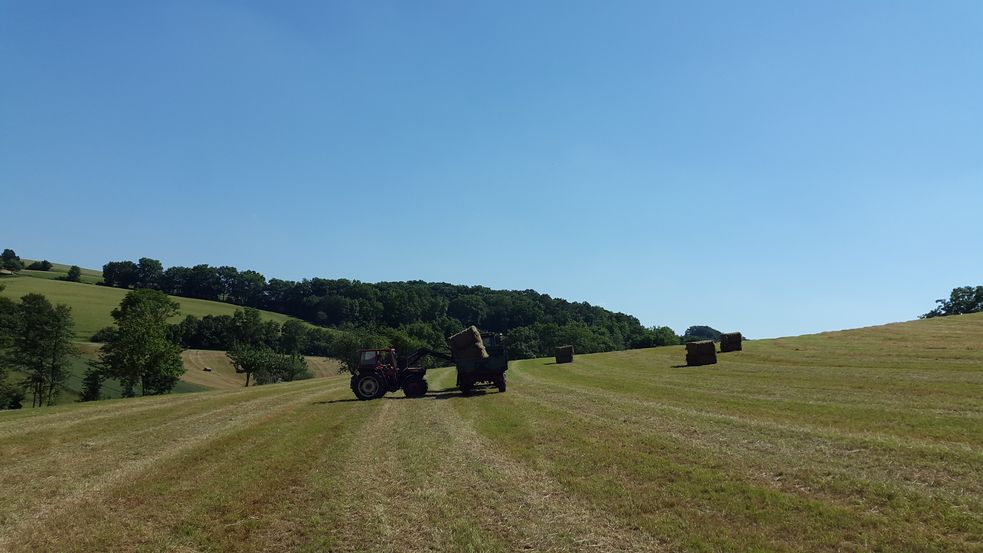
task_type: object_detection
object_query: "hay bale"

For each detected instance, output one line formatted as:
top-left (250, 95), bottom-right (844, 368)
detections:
top-left (447, 326), bottom-right (489, 362)
top-left (685, 340), bottom-right (717, 366)
top-left (555, 345), bottom-right (574, 364)
top-left (720, 332), bottom-right (743, 352)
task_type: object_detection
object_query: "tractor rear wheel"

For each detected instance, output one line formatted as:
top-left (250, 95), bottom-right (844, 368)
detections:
top-left (352, 374), bottom-right (384, 400)
top-left (459, 376), bottom-right (474, 396)
top-left (402, 375), bottom-right (428, 398)
top-left (495, 374), bottom-right (506, 393)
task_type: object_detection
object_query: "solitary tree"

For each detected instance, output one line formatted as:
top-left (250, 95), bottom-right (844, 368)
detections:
top-left (227, 344), bottom-right (310, 386)
top-left (683, 325), bottom-right (722, 342)
top-left (99, 289), bottom-right (184, 396)
top-left (922, 286), bottom-right (983, 318)
top-left (66, 265), bottom-right (82, 282)
top-left (1, 249), bottom-right (24, 271)
top-left (227, 344), bottom-right (269, 387)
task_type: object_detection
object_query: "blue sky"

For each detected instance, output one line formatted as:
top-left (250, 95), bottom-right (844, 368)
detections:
top-left (2, 1), bottom-right (981, 338)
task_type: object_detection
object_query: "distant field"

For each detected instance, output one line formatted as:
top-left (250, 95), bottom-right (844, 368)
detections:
top-left (59, 344), bottom-right (339, 398)
top-left (176, 348), bottom-right (339, 391)
top-left (18, 259), bottom-right (103, 284)
top-left (1, 313), bottom-right (980, 551)
top-left (0, 275), bottom-right (299, 339)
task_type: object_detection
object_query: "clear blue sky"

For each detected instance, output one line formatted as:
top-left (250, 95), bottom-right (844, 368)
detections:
top-left (2, 1), bottom-right (981, 338)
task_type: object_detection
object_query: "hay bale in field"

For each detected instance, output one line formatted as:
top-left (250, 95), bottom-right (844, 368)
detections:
top-left (555, 345), bottom-right (574, 364)
top-left (720, 332), bottom-right (743, 352)
top-left (685, 340), bottom-right (717, 366)
top-left (447, 326), bottom-right (489, 362)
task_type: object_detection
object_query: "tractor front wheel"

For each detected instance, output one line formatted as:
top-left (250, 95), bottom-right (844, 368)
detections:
top-left (402, 375), bottom-right (428, 398)
top-left (352, 374), bottom-right (384, 401)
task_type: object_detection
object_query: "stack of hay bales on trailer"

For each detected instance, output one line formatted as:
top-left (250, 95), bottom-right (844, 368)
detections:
top-left (555, 345), bottom-right (574, 364)
top-left (720, 332), bottom-right (743, 352)
top-left (448, 326), bottom-right (489, 362)
top-left (686, 341), bottom-right (717, 366)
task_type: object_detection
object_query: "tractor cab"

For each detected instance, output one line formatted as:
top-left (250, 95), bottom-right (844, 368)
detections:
top-left (356, 348), bottom-right (397, 373)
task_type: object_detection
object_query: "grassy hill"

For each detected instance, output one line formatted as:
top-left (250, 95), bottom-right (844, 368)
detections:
top-left (73, 343), bottom-right (340, 395)
top-left (0, 273), bottom-right (298, 339)
top-left (0, 267), bottom-right (330, 404)
top-left (0, 314), bottom-right (981, 551)
top-left (18, 259), bottom-right (103, 284)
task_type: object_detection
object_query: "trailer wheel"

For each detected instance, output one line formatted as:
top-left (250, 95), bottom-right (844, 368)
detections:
top-left (402, 375), bottom-right (428, 398)
top-left (352, 374), bottom-right (384, 400)
top-left (495, 374), bottom-right (506, 393)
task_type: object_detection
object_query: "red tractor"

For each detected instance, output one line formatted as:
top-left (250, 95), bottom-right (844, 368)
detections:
top-left (349, 333), bottom-right (508, 400)
top-left (349, 347), bottom-right (436, 400)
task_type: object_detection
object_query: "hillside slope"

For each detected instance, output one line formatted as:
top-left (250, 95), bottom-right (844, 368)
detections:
top-left (18, 260), bottom-right (103, 284)
top-left (75, 344), bottom-right (341, 393)
top-left (0, 275), bottom-right (299, 339)
top-left (179, 349), bottom-right (340, 391)
top-left (1, 314), bottom-right (981, 551)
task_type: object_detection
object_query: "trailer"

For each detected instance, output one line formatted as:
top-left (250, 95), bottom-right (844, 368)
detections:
top-left (349, 330), bottom-right (508, 400)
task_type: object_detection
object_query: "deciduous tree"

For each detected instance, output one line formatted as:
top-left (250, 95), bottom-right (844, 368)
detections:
top-left (1, 249), bottom-right (24, 271)
top-left (7, 293), bottom-right (76, 406)
top-left (99, 289), bottom-right (184, 396)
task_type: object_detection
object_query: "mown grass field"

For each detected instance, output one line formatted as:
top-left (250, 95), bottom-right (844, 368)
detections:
top-left (0, 274), bottom-right (298, 339)
top-left (1, 314), bottom-right (981, 552)
top-left (18, 260), bottom-right (104, 284)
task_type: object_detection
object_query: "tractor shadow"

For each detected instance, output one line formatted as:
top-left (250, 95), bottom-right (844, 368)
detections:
top-left (390, 386), bottom-right (492, 400)
top-left (313, 386), bottom-right (494, 405)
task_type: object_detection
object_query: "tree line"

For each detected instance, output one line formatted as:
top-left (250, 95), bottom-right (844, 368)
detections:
top-left (99, 257), bottom-right (681, 358)
top-left (922, 285), bottom-right (983, 318)
top-left (0, 285), bottom-right (191, 409)
top-left (0, 284), bottom-right (314, 410)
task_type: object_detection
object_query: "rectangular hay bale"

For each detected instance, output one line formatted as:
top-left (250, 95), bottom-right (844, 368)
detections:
top-left (685, 340), bottom-right (717, 366)
top-left (555, 345), bottom-right (574, 364)
top-left (720, 332), bottom-right (743, 352)
top-left (447, 325), bottom-right (489, 362)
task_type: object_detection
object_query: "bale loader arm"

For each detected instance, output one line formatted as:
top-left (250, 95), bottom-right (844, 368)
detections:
top-left (399, 348), bottom-right (455, 369)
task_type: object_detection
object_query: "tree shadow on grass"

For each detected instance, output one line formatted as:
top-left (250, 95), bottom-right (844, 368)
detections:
top-left (312, 398), bottom-right (361, 405)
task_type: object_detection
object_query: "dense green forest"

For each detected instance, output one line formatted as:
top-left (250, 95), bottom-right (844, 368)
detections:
top-left (101, 258), bottom-right (679, 358)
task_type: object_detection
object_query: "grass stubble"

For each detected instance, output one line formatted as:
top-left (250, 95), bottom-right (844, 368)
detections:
top-left (0, 313), bottom-right (980, 551)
